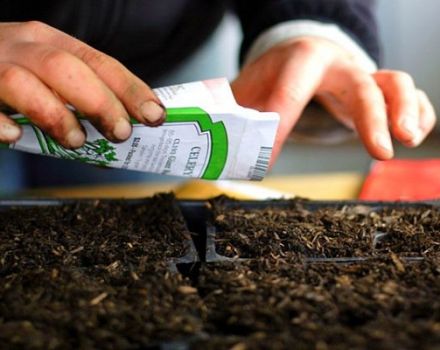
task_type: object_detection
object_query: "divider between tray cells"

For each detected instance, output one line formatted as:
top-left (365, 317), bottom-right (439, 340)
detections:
top-left (151, 334), bottom-right (209, 350)
top-left (178, 201), bottom-right (212, 262)
top-left (168, 239), bottom-right (200, 273)
top-left (208, 222), bottom-right (426, 262)
top-left (207, 224), bottom-right (426, 264)
top-left (180, 200), bottom-right (380, 263)
top-left (179, 199), bottom-right (435, 265)
top-left (164, 201), bottom-right (438, 347)
top-left (372, 229), bottom-right (423, 256)
top-left (208, 201), bottom-right (380, 261)
top-left (206, 225), bottom-right (244, 263)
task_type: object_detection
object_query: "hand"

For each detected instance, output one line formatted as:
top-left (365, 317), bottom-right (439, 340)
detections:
top-left (0, 21), bottom-right (165, 148)
top-left (231, 37), bottom-right (436, 163)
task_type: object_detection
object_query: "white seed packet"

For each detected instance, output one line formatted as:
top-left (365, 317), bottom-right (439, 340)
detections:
top-left (4, 78), bottom-right (279, 180)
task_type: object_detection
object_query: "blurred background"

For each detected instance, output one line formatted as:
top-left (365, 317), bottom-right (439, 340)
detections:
top-left (273, 0), bottom-right (440, 175)
top-left (0, 0), bottom-right (439, 194)
top-left (173, 0), bottom-right (440, 176)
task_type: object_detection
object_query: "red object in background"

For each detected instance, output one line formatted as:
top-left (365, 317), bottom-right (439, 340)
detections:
top-left (359, 159), bottom-right (440, 201)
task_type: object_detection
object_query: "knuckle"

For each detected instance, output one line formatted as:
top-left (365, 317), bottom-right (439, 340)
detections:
top-left (390, 70), bottom-right (414, 86)
top-left (352, 93), bottom-right (373, 109)
top-left (121, 81), bottom-right (153, 102)
top-left (121, 82), bottom-right (138, 101)
top-left (17, 110), bottom-right (67, 144)
top-left (277, 84), bottom-right (306, 105)
top-left (39, 112), bottom-right (64, 133)
top-left (28, 105), bottom-right (66, 132)
top-left (350, 81), bottom-right (384, 111)
top-left (0, 65), bottom-right (29, 87)
top-left (271, 38), bottom-right (325, 62)
top-left (78, 47), bottom-right (114, 72)
top-left (81, 49), bottom-right (106, 65)
top-left (292, 38), bottom-right (321, 55)
top-left (39, 48), bottom-right (68, 71)
top-left (86, 95), bottom-right (115, 117)
top-left (21, 21), bottom-right (50, 39)
top-left (352, 77), bottom-right (375, 92)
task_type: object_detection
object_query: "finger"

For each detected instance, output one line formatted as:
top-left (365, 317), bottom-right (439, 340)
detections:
top-left (315, 91), bottom-right (356, 130)
top-left (0, 62), bottom-right (85, 148)
top-left (373, 70), bottom-right (421, 146)
top-left (73, 46), bottom-right (166, 126)
top-left (6, 42), bottom-right (132, 142)
top-left (31, 22), bottom-right (166, 125)
top-left (321, 67), bottom-right (393, 160)
top-left (263, 43), bottom-right (329, 160)
top-left (0, 112), bottom-right (21, 144)
top-left (414, 89), bottom-right (437, 145)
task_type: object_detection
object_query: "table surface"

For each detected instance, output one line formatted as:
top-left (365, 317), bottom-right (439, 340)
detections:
top-left (23, 172), bottom-right (365, 200)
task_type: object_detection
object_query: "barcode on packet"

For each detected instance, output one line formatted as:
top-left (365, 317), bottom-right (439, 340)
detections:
top-left (248, 146), bottom-right (272, 180)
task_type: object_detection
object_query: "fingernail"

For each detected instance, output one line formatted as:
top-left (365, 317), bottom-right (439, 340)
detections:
top-left (140, 101), bottom-right (165, 124)
top-left (0, 123), bottom-right (21, 141)
top-left (66, 128), bottom-right (86, 148)
top-left (375, 133), bottom-right (393, 155)
top-left (401, 116), bottom-right (419, 140)
top-left (113, 119), bottom-right (132, 140)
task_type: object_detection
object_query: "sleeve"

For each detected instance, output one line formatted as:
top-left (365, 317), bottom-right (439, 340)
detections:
top-left (233, 0), bottom-right (381, 66)
top-left (232, 0), bottom-right (381, 144)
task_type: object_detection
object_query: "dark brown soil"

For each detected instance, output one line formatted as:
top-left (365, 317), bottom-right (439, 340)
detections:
top-left (212, 199), bottom-right (440, 259)
top-left (198, 199), bottom-right (440, 349)
top-left (1, 196), bottom-right (440, 349)
top-left (0, 194), bottom-right (205, 349)
top-left (193, 255), bottom-right (440, 350)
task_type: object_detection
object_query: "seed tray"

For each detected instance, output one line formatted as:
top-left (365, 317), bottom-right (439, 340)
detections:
top-left (203, 197), bottom-right (440, 262)
top-left (1, 196), bottom-right (439, 349)
top-left (0, 197), bottom-right (199, 267)
top-left (0, 196), bottom-right (205, 349)
top-left (2, 197), bottom-right (438, 263)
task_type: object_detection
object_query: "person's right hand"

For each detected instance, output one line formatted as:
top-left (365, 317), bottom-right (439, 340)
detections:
top-left (0, 21), bottom-right (165, 148)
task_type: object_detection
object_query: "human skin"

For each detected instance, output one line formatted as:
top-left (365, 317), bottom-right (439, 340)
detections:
top-left (0, 21), bottom-right (165, 149)
top-left (0, 22), bottom-right (435, 163)
top-left (232, 37), bottom-right (436, 163)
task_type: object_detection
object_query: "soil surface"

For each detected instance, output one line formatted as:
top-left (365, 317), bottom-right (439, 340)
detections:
top-left (193, 255), bottom-right (440, 350)
top-left (212, 199), bottom-right (440, 259)
top-left (1, 196), bottom-right (439, 349)
top-left (0, 194), bottom-right (205, 349)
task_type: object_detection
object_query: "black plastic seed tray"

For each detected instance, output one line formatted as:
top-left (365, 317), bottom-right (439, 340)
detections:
top-left (187, 198), bottom-right (440, 262)
top-left (0, 197), bottom-right (208, 350)
top-left (1, 197), bottom-right (439, 350)
top-left (1, 197), bottom-right (438, 263)
top-left (181, 198), bottom-right (440, 348)
top-left (0, 197), bottom-right (200, 268)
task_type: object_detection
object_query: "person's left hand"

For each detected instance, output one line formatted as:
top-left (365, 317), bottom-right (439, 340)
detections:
top-left (231, 37), bottom-right (436, 164)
